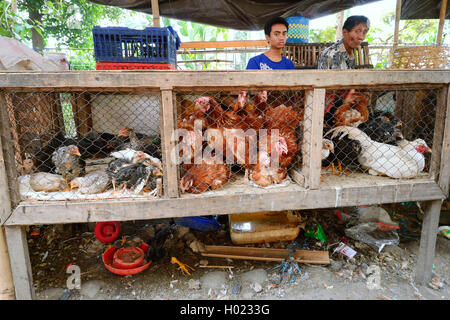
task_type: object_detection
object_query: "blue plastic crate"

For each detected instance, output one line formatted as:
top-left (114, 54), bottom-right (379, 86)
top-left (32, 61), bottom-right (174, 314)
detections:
top-left (174, 216), bottom-right (221, 232)
top-left (92, 26), bottom-right (179, 64)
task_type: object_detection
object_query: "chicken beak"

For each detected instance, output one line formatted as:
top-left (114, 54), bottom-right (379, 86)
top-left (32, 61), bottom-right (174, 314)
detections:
top-left (75, 152), bottom-right (81, 156)
top-left (426, 147), bottom-right (432, 154)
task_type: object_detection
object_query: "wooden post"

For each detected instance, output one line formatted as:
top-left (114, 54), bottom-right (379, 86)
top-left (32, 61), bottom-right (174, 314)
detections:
top-left (151, 0), bottom-right (160, 27)
top-left (302, 89), bottom-right (325, 189)
top-left (437, 0), bottom-right (448, 45)
top-left (0, 227), bottom-right (15, 299)
top-left (393, 0), bottom-right (402, 51)
top-left (5, 226), bottom-right (35, 300)
top-left (415, 199), bottom-right (444, 285)
top-left (430, 85), bottom-right (449, 180)
top-left (0, 93), bottom-right (20, 218)
top-left (438, 85), bottom-right (450, 196)
top-left (335, 11), bottom-right (344, 41)
top-left (160, 89), bottom-right (179, 198)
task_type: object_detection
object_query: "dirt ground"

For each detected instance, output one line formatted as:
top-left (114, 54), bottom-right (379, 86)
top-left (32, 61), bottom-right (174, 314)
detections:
top-left (29, 203), bottom-right (450, 301)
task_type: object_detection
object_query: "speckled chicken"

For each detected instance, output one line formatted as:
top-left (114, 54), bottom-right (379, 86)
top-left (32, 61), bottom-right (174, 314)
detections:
top-left (29, 172), bottom-right (68, 192)
top-left (51, 145), bottom-right (85, 183)
top-left (111, 159), bottom-right (163, 194)
top-left (70, 170), bottom-right (111, 194)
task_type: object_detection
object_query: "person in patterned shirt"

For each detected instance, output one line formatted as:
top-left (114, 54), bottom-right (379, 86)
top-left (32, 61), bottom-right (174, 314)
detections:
top-left (317, 16), bottom-right (370, 70)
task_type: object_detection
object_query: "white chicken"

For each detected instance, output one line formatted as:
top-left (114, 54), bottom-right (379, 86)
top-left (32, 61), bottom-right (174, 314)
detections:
top-left (111, 148), bottom-right (162, 170)
top-left (327, 126), bottom-right (431, 179)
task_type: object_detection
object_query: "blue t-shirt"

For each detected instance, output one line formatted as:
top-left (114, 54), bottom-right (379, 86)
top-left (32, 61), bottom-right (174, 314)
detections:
top-left (246, 53), bottom-right (295, 70)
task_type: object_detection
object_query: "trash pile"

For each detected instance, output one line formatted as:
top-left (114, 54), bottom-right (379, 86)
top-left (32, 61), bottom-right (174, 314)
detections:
top-left (27, 202), bottom-right (449, 298)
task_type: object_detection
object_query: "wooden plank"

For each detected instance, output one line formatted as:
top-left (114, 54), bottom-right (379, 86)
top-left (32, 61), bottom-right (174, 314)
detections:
top-left (3, 92), bottom-right (23, 166)
top-left (4, 226), bottom-right (35, 300)
top-left (201, 245), bottom-right (330, 265)
top-left (290, 168), bottom-right (305, 187)
top-left (0, 71), bottom-right (449, 90)
top-left (6, 180), bottom-right (445, 226)
top-left (71, 92), bottom-right (93, 136)
top-left (438, 85), bottom-right (450, 196)
top-left (430, 85), bottom-right (449, 180)
top-left (363, 45), bottom-right (370, 65)
top-left (302, 89), bottom-right (325, 189)
top-left (160, 89), bottom-right (179, 198)
top-left (179, 40), bottom-right (268, 49)
top-left (0, 93), bottom-right (20, 217)
top-left (415, 200), bottom-right (443, 285)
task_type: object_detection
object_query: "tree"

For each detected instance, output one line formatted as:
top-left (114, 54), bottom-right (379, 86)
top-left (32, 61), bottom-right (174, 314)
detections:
top-left (6, 0), bottom-right (123, 50)
top-left (309, 26), bottom-right (336, 43)
top-left (0, 0), bottom-right (37, 41)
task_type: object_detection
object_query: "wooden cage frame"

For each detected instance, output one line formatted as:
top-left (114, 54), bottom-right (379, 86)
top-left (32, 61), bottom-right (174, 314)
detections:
top-left (0, 69), bottom-right (449, 299)
top-left (282, 42), bottom-right (372, 69)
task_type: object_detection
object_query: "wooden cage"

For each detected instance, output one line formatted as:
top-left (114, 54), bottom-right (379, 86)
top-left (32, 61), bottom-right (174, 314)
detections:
top-left (0, 70), bottom-right (449, 299)
top-left (282, 42), bottom-right (372, 69)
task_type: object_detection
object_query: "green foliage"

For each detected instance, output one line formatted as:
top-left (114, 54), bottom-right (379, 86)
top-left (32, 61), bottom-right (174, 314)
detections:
top-left (1, 0), bottom-right (123, 49)
top-left (309, 26), bottom-right (336, 43)
top-left (0, 1), bottom-right (36, 41)
top-left (175, 19), bottom-right (229, 70)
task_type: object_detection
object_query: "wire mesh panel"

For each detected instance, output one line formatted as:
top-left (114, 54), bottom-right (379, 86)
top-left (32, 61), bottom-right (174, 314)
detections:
top-left (321, 87), bottom-right (437, 180)
top-left (4, 89), bottom-right (164, 202)
top-left (175, 89), bottom-right (307, 194)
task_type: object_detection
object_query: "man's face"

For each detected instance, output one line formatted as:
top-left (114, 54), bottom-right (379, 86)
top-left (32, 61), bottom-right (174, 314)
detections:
top-left (266, 23), bottom-right (288, 49)
top-left (342, 23), bottom-right (368, 49)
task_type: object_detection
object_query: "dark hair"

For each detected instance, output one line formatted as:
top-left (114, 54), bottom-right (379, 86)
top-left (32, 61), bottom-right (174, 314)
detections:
top-left (264, 17), bottom-right (289, 36)
top-left (343, 15), bottom-right (370, 31)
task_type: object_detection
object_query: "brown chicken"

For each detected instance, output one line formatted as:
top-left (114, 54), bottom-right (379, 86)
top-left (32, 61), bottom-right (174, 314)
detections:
top-left (179, 154), bottom-right (231, 194)
top-left (250, 150), bottom-right (288, 187)
top-left (333, 89), bottom-right (370, 127)
top-left (264, 104), bottom-right (300, 168)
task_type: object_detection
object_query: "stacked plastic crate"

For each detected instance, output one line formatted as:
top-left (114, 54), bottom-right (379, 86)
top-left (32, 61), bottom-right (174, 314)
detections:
top-left (93, 26), bottom-right (180, 70)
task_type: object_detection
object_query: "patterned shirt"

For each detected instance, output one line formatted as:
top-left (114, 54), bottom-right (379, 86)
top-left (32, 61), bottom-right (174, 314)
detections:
top-left (317, 39), bottom-right (356, 70)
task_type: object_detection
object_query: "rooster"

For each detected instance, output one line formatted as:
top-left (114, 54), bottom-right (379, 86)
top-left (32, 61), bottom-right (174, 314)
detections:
top-left (333, 89), bottom-right (370, 128)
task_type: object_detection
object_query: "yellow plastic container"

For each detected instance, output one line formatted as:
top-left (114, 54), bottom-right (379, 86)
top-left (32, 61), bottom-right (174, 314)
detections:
top-left (229, 211), bottom-right (301, 245)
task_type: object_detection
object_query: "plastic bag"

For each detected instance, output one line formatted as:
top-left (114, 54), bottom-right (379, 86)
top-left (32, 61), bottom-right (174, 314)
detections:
top-left (345, 222), bottom-right (399, 253)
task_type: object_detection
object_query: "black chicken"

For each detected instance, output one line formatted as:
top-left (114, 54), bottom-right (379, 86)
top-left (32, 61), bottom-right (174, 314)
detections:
top-left (322, 132), bottom-right (362, 174)
top-left (146, 223), bottom-right (177, 262)
top-left (76, 132), bottom-right (120, 159)
top-left (32, 130), bottom-right (121, 172)
top-left (357, 112), bottom-right (403, 146)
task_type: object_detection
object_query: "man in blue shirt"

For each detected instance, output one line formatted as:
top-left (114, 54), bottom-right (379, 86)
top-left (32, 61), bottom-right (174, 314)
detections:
top-left (246, 17), bottom-right (295, 70)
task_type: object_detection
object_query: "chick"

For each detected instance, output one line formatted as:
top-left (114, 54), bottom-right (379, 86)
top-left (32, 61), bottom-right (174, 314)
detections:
top-left (51, 145), bottom-right (85, 184)
top-left (70, 170), bottom-right (111, 194)
top-left (29, 172), bottom-right (68, 192)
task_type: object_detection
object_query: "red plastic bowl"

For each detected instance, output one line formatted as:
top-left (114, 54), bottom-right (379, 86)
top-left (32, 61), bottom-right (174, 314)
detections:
top-left (112, 247), bottom-right (145, 269)
top-left (95, 221), bottom-right (122, 243)
top-left (102, 243), bottom-right (151, 276)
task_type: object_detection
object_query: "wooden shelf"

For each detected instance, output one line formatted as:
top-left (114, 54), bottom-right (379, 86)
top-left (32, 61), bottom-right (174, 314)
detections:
top-left (6, 173), bottom-right (444, 226)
